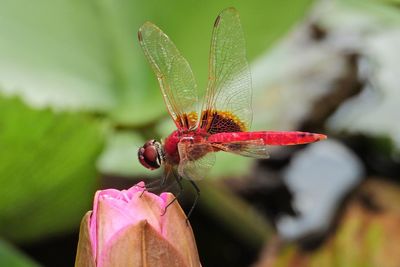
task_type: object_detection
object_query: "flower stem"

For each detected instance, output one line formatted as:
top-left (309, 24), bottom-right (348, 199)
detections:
top-left (196, 180), bottom-right (274, 248)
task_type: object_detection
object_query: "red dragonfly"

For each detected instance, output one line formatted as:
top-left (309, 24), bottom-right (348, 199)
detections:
top-left (137, 8), bottom-right (326, 212)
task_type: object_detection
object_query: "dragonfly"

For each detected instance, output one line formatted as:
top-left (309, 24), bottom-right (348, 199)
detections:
top-left (137, 7), bottom-right (326, 216)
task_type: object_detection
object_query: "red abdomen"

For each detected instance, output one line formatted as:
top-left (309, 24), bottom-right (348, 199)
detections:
top-left (208, 131), bottom-right (327, 145)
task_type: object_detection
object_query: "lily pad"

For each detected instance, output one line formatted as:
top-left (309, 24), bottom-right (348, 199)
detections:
top-left (97, 131), bottom-right (161, 178)
top-left (0, 95), bottom-right (103, 242)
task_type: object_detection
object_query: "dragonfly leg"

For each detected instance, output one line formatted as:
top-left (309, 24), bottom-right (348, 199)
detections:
top-left (140, 168), bottom-right (171, 197)
top-left (139, 179), bottom-right (161, 194)
top-left (161, 174), bottom-right (184, 216)
top-left (186, 180), bottom-right (200, 223)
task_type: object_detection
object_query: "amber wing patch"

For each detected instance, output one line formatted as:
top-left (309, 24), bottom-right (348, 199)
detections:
top-left (176, 112), bottom-right (198, 130)
top-left (200, 110), bottom-right (247, 134)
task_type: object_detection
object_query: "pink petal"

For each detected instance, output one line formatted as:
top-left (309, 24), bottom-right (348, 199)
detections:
top-left (87, 181), bottom-right (200, 267)
top-left (92, 182), bottom-right (167, 262)
top-left (89, 182), bottom-right (146, 259)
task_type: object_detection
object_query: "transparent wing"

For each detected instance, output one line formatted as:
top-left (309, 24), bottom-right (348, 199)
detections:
top-left (200, 7), bottom-right (252, 133)
top-left (212, 139), bottom-right (269, 159)
top-left (177, 141), bottom-right (216, 181)
top-left (138, 22), bottom-right (198, 130)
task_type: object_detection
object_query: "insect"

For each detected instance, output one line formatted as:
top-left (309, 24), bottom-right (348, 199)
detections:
top-left (137, 7), bottom-right (326, 216)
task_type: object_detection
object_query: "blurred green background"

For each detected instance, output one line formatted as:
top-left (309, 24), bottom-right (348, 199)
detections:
top-left (1, 0), bottom-right (400, 266)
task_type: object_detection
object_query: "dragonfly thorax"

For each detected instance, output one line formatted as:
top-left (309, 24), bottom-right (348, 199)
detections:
top-left (138, 140), bottom-right (164, 170)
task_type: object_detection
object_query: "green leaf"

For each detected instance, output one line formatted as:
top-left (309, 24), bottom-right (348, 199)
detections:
top-left (97, 131), bottom-right (161, 178)
top-left (0, 96), bottom-right (104, 242)
top-left (209, 153), bottom-right (254, 180)
top-left (0, 239), bottom-right (41, 267)
top-left (0, 1), bottom-right (116, 111)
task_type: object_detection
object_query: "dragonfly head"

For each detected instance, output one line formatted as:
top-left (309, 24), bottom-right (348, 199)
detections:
top-left (138, 139), bottom-right (163, 170)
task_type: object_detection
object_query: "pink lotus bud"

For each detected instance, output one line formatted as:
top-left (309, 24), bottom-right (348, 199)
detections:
top-left (75, 182), bottom-right (201, 267)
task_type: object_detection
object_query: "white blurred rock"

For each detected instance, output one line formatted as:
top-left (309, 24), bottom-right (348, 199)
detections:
top-left (327, 29), bottom-right (400, 149)
top-left (251, 21), bottom-right (345, 132)
top-left (251, 0), bottom-right (400, 152)
top-left (277, 140), bottom-right (364, 240)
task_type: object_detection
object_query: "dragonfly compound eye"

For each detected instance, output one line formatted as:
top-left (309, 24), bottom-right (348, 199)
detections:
top-left (138, 140), bottom-right (162, 170)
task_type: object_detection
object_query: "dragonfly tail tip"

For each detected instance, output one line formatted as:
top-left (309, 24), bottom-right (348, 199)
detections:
top-left (318, 134), bottom-right (328, 141)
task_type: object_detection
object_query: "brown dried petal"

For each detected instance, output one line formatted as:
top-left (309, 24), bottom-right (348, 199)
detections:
top-left (101, 220), bottom-right (188, 267)
top-left (75, 211), bottom-right (96, 267)
top-left (161, 193), bottom-right (201, 267)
